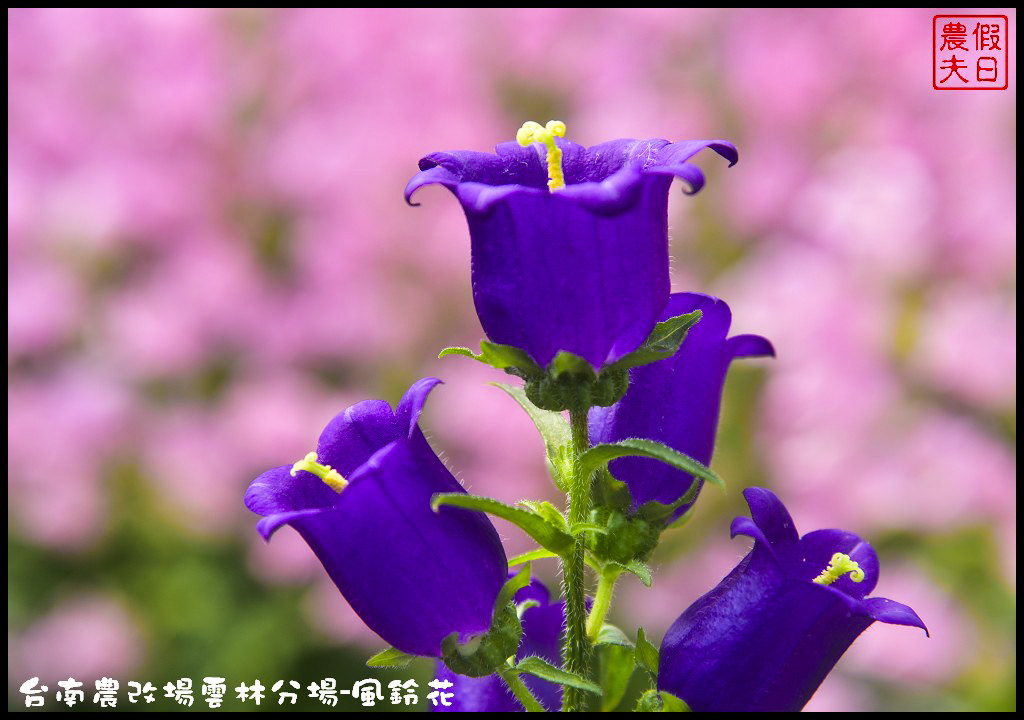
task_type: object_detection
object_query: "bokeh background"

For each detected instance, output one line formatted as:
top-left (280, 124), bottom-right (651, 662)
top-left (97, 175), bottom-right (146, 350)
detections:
top-left (8, 8), bottom-right (1016, 712)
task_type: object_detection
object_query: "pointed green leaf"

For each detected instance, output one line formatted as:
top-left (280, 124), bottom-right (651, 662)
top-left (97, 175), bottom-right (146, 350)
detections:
top-left (515, 656), bottom-right (603, 696)
top-left (439, 341), bottom-right (543, 378)
top-left (508, 548), bottom-right (559, 567)
top-left (599, 644), bottom-right (635, 711)
top-left (594, 623), bottom-right (634, 648)
top-left (608, 310), bottom-right (702, 372)
top-left (518, 500), bottom-right (569, 533)
top-left (570, 521), bottom-right (609, 537)
top-left (432, 493), bottom-right (573, 555)
top-left (366, 646), bottom-right (416, 668)
top-left (579, 439), bottom-right (724, 495)
top-left (606, 560), bottom-right (652, 587)
top-left (494, 383), bottom-right (571, 491)
top-left (635, 627), bottom-right (660, 678)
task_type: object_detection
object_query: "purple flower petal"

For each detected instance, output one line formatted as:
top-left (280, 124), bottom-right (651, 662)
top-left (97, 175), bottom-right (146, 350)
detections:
top-left (659, 487), bottom-right (927, 711)
top-left (244, 380), bottom-right (508, 657)
top-left (863, 597), bottom-right (930, 636)
top-left (407, 137), bottom-right (737, 369)
top-left (590, 293), bottom-right (771, 516)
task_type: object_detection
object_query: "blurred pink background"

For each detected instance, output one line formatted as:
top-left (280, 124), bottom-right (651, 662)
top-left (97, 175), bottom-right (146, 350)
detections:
top-left (8, 8), bottom-right (1016, 711)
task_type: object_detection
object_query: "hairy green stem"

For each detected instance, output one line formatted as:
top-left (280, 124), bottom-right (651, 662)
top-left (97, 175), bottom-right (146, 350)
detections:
top-left (498, 665), bottom-right (545, 712)
top-left (585, 566), bottom-right (621, 642)
top-left (562, 406), bottom-right (592, 712)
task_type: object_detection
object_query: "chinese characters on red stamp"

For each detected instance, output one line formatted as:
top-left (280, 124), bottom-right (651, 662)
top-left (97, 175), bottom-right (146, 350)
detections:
top-left (934, 15), bottom-right (1009, 90)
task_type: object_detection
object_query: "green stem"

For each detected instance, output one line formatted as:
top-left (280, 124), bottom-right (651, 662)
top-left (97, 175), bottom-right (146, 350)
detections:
top-left (498, 665), bottom-right (545, 712)
top-left (585, 566), bottom-right (621, 642)
top-left (562, 406), bottom-right (593, 712)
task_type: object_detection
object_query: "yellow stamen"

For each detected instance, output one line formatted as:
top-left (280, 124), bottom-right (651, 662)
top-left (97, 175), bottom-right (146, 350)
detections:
top-left (812, 552), bottom-right (865, 586)
top-left (290, 451), bottom-right (347, 493)
top-left (517, 120), bottom-right (567, 191)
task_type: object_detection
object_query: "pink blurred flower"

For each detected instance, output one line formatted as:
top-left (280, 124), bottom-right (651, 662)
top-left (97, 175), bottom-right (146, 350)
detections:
top-left (10, 594), bottom-right (143, 684)
top-left (8, 370), bottom-right (131, 549)
top-left (912, 285), bottom-right (1016, 411)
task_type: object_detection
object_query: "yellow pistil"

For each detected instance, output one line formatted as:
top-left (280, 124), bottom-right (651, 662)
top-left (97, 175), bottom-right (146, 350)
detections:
top-left (290, 451), bottom-right (347, 493)
top-left (517, 120), bottom-right (567, 191)
top-left (812, 552), bottom-right (865, 586)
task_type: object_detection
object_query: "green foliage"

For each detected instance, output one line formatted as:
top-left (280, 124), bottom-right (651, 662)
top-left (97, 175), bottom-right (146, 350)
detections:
top-left (439, 340), bottom-right (543, 379)
top-left (515, 656), bottom-right (603, 695)
top-left (494, 382), bottom-right (572, 491)
top-left (599, 644), bottom-right (637, 712)
top-left (607, 310), bottom-right (703, 372)
top-left (366, 646), bottom-right (416, 669)
top-left (431, 493), bottom-right (573, 555)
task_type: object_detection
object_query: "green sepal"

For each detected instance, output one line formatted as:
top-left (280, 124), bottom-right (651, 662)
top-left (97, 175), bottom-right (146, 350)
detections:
top-left (593, 623), bottom-right (634, 648)
top-left (585, 441), bottom-right (720, 566)
top-left (496, 562), bottom-right (533, 610)
top-left (636, 474), bottom-right (703, 524)
top-left (365, 646), bottom-right (416, 669)
top-left (635, 627), bottom-right (660, 679)
top-left (524, 350), bottom-right (629, 412)
top-left (494, 383), bottom-right (571, 491)
top-left (579, 439), bottom-right (724, 494)
top-left (508, 548), bottom-right (559, 567)
top-left (516, 599), bottom-right (540, 617)
top-left (586, 508), bottom-right (660, 566)
top-left (439, 341), bottom-right (543, 380)
top-left (660, 691), bottom-right (692, 711)
top-left (607, 310), bottom-right (702, 373)
top-left (440, 565), bottom-right (530, 678)
top-left (636, 689), bottom-right (662, 712)
top-left (515, 656), bottom-right (603, 696)
top-left (636, 689), bottom-right (691, 712)
top-left (432, 493), bottom-right (573, 555)
top-left (592, 467), bottom-right (634, 512)
top-left (598, 643), bottom-right (635, 712)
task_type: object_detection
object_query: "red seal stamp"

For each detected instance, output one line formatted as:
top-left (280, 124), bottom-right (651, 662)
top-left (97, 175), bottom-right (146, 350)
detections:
top-left (933, 15), bottom-right (1009, 90)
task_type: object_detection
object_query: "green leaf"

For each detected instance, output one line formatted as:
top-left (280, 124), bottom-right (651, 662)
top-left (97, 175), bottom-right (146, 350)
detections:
top-left (515, 656), bottom-right (603, 696)
top-left (599, 644), bottom-right (635, 711)
top-left (439, 341), bottom-right (543, 378)
top-left (570, 521), bottom-right (608, 536)
top-left (608, 310), bottom-right (702, 372)
top-left (432, 493), bottom-right (573, 555)
top-left (494, 383), bottom-right (571, 491)
top-left (366, 646), bottom-right (416, 668)
top-left (508, 548), bottom-right (559, 567)
top-left (606, 560), bottom-right (652, 587)
top-left (635, 628), bottom-right (660, 678)
top-left (518, 500), bottom-right (569, 533)
top-left (594, 623), bottom-right (634, 648)
top-left (579, 439), bottom-right (724, 495)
